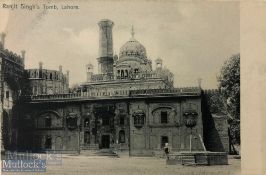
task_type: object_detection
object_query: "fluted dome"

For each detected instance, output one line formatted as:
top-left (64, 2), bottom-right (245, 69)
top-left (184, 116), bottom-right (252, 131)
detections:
top-left (119, 37), bottom-right (147, 60)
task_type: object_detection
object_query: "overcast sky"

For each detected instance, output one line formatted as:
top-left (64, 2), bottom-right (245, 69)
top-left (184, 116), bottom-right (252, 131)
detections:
top-left (0, 0), bottom-right (239, 89)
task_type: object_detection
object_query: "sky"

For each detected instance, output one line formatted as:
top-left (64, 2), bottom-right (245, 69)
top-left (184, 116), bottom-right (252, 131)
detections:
top-left (0, 0), bottom-right (240, 89)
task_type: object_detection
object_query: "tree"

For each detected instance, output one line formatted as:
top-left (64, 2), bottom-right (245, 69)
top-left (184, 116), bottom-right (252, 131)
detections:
top-left (206, 90), bottom-right (226, 115)
top-left (218, 54), bottom-right (240, 145)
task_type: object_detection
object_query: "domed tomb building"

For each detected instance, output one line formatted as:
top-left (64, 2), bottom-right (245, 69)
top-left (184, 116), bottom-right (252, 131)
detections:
top-left (82, 21), bottom-right (174, 95)
top-left (15, 19), bottom-right (229, 157)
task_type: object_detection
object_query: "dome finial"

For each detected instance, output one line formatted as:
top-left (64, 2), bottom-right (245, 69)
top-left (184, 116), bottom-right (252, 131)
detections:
top-left (131, 25), bottom-right (135, 38)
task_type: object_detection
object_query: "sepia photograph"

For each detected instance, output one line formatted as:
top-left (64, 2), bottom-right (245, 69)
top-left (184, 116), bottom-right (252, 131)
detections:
top-left (0, 0), bottom-right (247, 174)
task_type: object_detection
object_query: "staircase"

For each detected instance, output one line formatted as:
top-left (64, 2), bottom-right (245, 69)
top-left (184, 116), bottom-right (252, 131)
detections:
top-left (95, 149), bottom-right (118, 157)
top-left (81, 149), bottom-right (118, 157)
top-left (195, 155), bottom-right (208, 165)
top-left (181, 155), bottom-right (195, 165)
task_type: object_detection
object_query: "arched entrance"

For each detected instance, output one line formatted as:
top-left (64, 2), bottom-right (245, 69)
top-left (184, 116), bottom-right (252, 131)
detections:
top-left (101, 135), bottom-right (110, 149)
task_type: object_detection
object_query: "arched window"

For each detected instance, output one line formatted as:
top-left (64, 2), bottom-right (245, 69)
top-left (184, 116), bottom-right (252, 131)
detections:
top-left (66, 113), bottom-right (78, 130)
top-left (161, 111), bottom-right (168, 124)
top-left (125, 70), bottom-right (128, 78)
top-left (133, 110), bottom-right (145, 128)
top-left (119, 130), bottom-right (125, 143)
top-left (121, 70), bottom-right (124, 78)
top-left (33, 86), bottom-right (38, 95)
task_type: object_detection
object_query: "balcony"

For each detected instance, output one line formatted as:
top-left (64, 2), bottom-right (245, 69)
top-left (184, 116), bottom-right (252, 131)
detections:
top-left (88, 71), bottom-right (169, 83)
top-left (20, 87), bottom-right (201, 103)
top-left (129, 87), bottom-right (201, 96)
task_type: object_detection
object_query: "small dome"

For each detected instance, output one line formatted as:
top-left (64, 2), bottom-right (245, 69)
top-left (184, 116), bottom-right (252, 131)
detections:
top-left (119, 38), bottom-right (147, 60)
top-left (113, 54), bottom-right (118, 61)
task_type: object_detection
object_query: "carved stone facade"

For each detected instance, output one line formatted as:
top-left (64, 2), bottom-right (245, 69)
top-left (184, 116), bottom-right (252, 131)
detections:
top-left (129, 97), bottom-right (204, 156)
top-left (17, 100), bottom-right (130, 152)
top-left (16, 88), bottom-right (207, 156)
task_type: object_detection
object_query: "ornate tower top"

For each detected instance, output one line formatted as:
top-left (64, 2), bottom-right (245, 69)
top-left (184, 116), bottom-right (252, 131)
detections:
top-left (155, 58), bottom-right (163, 69)
top-left (131, 25), bottom-right (135, 38)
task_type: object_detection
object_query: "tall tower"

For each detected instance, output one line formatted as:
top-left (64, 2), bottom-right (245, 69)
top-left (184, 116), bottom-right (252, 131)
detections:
top-left (86, 63), bottom-right (94, 82)
top-left (97, 19), bottom-right (114, 74)
top-left (21, 50), bottom-right (26, 66)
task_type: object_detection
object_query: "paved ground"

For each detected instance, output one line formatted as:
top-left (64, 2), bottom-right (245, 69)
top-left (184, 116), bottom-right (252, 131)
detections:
top-left (2, 155), bottom-right (241, 175)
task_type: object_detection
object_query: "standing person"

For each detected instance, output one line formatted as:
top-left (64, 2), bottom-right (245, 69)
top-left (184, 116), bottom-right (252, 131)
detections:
top-left (164, 143), bottom-right (170, 160)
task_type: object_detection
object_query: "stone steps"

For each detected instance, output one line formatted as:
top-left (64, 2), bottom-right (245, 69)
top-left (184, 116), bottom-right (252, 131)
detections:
top-left (195, 155), bottom-right (208, 165)
top-left (181, 155), bottom-right (196, 165)
top-left (82, 144), bottom-right (99, 150)
top-left (166, 152), bottom-right (228, 166)
top-left (81, 149), bottom-right (118, 157)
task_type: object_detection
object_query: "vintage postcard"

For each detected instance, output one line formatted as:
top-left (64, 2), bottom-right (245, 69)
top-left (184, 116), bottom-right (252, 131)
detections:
top-left (1, 0), bottom-right (263, 174)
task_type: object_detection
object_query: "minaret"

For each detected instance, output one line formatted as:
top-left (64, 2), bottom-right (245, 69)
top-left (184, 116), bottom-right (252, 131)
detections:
top-left (21, 50), bottom-right (26, 66)
top-left (39, 62), bottom-right (43, 79)
top-left (86, 63), bottom-right (94, 82)
top-left (97, 19), bottom-right (114, 74)
top-left (66, 70), bottom-right (70, 90)
top-left (59, 65), bottom-right (62, 73)
top-left (131, 25), bottom-right (135, 39)
top-left (39, 62), bottom-right (43, 70)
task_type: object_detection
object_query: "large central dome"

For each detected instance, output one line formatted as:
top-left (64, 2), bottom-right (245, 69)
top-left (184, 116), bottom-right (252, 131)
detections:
top-left (119, 27), bottom-right (147, 60)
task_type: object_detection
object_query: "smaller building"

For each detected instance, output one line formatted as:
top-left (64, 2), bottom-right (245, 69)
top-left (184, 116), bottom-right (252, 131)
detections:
top-left (26, 62), bottom-right (69, 95)
top-left (0, 33), bottom-right (25, 150)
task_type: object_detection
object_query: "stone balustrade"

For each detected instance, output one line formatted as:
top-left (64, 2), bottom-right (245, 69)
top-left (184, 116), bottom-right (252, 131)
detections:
top-left (90, 71), bottom-right (165, 82)
top-left (20, 87), bottom-right (201, 102)
top-left (129, 87), bottom-right (201, 96)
